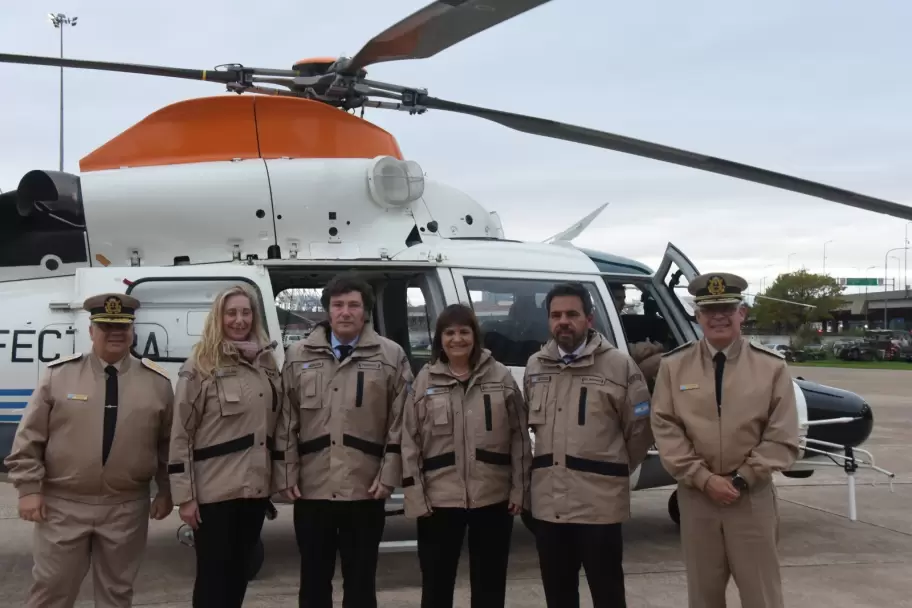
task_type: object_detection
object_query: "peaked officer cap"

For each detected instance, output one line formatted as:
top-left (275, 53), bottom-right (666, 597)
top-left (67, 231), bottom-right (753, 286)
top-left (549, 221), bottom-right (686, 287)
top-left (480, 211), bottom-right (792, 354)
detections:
top-left (688, 272), bottom-right (748, 306)
top-left (83, 292), bottom-right (140, 324)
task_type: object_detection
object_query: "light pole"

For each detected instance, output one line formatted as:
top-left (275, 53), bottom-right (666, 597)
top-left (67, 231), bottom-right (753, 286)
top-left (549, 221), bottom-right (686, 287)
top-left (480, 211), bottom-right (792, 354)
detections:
top-left (905, 222), bottom-right (912, 294)
top-left (49, 13), bottom-right (78, 172)
top-left (823, 240), bottom-right (833, 275)
top-left (864, 265), bottom-right (876, 327)
top-left (883, 247), bottom-right (908, 328)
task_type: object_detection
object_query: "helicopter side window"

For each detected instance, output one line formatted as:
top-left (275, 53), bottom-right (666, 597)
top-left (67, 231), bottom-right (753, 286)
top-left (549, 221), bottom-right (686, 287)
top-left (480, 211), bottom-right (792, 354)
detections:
top-left (463, 277), bottom-right (614, 367)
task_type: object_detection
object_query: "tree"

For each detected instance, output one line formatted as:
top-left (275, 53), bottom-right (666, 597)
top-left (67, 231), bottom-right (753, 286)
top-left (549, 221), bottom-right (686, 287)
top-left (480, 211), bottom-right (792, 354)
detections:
top-left (752, 270), bottom-right (847, 334)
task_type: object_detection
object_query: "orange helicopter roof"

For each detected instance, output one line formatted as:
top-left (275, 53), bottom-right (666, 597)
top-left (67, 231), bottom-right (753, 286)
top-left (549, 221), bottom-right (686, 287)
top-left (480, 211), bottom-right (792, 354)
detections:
top-left (78, 95), bottom-right (404, 173)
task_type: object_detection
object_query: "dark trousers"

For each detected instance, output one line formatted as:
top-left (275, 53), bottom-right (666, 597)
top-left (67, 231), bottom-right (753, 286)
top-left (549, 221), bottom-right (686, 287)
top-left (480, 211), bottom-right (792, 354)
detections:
top-left (293, 498), bottom-right (386, 608)
top-left (416, 501), bottom-right (514, 608)
top-left (534, 519), bottom-right (626, 608)
top-left (192, 497), bottom-right (269, 608)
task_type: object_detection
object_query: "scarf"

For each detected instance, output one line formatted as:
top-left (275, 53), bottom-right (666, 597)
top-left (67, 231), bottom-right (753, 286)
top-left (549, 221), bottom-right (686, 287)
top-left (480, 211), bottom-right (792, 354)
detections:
top-left (229, 340), bottom-right (261, 362)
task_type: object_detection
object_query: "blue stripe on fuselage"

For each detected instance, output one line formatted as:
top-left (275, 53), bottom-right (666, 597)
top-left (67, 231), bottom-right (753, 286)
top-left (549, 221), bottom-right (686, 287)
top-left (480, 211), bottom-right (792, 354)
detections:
top-left (0, 389), bottom-right (33, 397)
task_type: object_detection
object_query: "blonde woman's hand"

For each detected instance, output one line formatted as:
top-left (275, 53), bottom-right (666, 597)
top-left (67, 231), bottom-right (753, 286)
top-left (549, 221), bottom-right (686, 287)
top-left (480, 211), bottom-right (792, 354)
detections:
top-left (179, 499), bottom-right (202, 530)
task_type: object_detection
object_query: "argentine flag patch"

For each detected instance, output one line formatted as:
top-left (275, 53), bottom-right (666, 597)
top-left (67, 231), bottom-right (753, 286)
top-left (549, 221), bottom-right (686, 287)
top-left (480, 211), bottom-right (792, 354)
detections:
top-left (633, 401), bottom-right (650, 418)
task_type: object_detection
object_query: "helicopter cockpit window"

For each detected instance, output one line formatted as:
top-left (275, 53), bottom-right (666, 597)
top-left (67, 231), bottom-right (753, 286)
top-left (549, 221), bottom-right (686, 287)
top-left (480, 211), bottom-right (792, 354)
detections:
top-left (463, 277), bottom-right (614, 367)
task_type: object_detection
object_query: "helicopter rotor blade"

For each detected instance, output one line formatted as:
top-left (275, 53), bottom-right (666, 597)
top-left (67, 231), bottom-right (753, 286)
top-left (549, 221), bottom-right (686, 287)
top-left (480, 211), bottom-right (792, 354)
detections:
top-left (0, 53), bottom-right (245, 85)
top-left (420, 95), bottom-right (912, 222)
top-left (345, 0), bottom-right (553, 73)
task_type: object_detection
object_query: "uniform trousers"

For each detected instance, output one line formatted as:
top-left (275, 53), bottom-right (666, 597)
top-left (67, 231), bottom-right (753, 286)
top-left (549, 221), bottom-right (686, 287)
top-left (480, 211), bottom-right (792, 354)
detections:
top-left (678, 480), bottom-right (784, 608)
top-left (26, 494), bottom-right (150, 608)
top-left (293, 498), bottom-right (386, 608)
top-left (416, 500), bottom-right (514, 608)
top-left (192, 497), bottom-right (269, 608)
top-left (533, 518), bottom-right (626, 608)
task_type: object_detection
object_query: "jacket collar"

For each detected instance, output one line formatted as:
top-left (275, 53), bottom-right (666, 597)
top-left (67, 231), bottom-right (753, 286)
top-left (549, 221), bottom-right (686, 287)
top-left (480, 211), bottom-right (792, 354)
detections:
top-left (538, 329), bottom-right (611, 365)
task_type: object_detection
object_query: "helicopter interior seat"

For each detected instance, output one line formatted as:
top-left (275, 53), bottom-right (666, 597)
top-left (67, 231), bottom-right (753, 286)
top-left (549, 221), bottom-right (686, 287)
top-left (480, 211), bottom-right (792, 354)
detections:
top-left (481, 295), bottom-right (548, 365)
top-left (373, 279), bottom-right (421, 373)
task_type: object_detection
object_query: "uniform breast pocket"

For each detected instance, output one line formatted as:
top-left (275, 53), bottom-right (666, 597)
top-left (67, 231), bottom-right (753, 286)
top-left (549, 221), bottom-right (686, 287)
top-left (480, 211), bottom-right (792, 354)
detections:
top-left (528, 380), bottom-right (550, 426)
top-left (215, 375), bottom-right (244, 416)
top-left (298, 372), bottom-right (323, 410)
top-left (428, 395), bottom-right (452, 437)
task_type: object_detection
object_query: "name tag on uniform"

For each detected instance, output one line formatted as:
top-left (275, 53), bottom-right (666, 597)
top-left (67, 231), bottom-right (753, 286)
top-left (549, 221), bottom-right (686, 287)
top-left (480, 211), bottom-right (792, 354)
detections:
top-left (426, 386), bottom-right (450, 396)
top-left (215, 368), bottom-right (237, 378)
top-left (67, 394), bottom-right (88, 401)
top-left (679, 384), bottom-right (700, 391)
top-left (530, 375), bottom-right (552, 384)
top-left (481, 382), bottom-right (504, 392)
top-left (358, 361), bottom-right (382, 370)
top-left (580, 376), bottom-right (605, 386)
top-left (633, 401), bottom-right (650, 418)
top-left (301, 361), bottom-right (323, 370)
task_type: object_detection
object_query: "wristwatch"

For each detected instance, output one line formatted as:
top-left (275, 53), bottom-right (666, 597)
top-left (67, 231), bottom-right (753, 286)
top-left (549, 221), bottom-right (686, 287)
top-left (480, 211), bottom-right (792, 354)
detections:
top-left (730, 472), bottom-right (748, 491)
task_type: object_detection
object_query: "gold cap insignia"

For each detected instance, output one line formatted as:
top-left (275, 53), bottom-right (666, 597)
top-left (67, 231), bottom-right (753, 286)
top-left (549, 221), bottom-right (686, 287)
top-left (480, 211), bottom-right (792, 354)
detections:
top-left (707, 276), bottom-right (726, 296)
top-left (104, 296), bottom-right (123, 315)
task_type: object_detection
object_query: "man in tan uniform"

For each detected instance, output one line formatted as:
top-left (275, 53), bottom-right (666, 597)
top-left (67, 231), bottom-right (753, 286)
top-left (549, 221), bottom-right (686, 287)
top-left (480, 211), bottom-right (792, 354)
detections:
top-left (651, 272), bottom-right (800, 608)
top-left (275, 273), bottom-right (413, 608)
top-left (4, 293), bottom-right (174, 608)
top-left (525, 282), bottom-right (654, 608)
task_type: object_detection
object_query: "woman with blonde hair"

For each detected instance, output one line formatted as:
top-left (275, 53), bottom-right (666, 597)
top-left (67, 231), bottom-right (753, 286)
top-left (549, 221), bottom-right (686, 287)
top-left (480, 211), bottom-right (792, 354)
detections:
top-left (167, 284), bottom-right (288, 608)
top-left (401, 303), bottom-right (533, 608)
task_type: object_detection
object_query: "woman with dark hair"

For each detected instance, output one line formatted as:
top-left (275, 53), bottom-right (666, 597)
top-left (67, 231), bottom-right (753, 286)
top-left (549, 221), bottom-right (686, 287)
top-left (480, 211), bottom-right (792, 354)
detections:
top-left (401, 303), bottom-right (533, 608)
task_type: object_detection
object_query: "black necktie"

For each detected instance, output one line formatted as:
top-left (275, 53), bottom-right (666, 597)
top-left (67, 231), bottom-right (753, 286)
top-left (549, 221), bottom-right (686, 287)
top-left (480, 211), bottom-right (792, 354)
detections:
top-left (563, 354), bottom-right (576, 364)
top-left (337, 344), bottom-right (353, 362)
top-left (102, 365), bottom-right (119, 466)
top-left (713, 352), bottom-right (726, 413)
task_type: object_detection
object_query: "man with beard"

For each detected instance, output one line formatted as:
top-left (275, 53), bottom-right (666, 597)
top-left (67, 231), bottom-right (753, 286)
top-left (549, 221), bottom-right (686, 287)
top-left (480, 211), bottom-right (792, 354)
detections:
top-left (523, 282), bottom-right (654, 608)
top-left (650, 272), bottom-right (799, 608)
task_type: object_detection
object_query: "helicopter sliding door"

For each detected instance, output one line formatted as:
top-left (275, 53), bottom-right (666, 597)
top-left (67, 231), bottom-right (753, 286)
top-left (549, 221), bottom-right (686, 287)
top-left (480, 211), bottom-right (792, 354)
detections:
top-left (651, 243), bottom-right (701, 343)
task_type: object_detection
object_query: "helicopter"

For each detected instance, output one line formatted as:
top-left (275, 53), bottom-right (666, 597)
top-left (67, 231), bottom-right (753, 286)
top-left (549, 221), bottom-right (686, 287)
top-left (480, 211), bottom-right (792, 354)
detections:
top-left (0, 0), bottom-right (899, 580)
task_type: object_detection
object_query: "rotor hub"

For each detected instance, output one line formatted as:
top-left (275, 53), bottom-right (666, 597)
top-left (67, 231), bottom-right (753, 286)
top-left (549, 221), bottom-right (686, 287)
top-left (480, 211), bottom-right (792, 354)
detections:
top-left (292, 57), bottom-right (344, 77)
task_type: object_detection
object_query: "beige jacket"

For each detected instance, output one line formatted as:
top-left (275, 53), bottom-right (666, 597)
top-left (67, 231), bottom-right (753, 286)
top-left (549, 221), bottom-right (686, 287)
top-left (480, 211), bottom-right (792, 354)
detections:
top-left (524, 330), bottom-right (654, 525)
top-left (276, 323), bottom-right (412, 500)
top-left (651, 337), bottom-right (800, 491)
top-left (400, 350), bottom-right (533, 517)
top-left (4, 352), bottom-right (174, 505)
top-left (168, 344), bottom-right (282, 506)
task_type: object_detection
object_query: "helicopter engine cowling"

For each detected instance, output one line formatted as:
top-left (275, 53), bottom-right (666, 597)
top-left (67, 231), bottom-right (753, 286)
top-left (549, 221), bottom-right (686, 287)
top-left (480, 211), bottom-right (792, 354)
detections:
top-left (2, 156), bottom-right (503, 271)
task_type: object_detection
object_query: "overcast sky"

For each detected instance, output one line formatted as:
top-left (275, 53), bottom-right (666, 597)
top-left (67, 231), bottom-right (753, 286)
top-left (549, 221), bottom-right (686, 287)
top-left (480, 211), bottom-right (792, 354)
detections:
top-left (2, 0), bottom-right (910, 298)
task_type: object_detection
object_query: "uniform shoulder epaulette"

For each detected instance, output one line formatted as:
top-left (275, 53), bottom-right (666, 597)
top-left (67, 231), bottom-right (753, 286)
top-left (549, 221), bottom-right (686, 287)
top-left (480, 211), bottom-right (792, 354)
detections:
top-left (141, 358), bottom-right (171, 379)
top-left (749, 342), bottom-right (786, 359)
top-left (46, 352), bottom-right (83, 367)
top-left (661, 341), bottom-right (696, 358)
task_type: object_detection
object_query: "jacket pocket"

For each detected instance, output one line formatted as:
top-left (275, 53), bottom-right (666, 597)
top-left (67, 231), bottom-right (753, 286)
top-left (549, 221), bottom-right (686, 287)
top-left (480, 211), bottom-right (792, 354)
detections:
top-left (429, 395), bottom-right (452, 437)
top-left (528, 379), bottom-right (550, 425)
top-left (215, 375), bottom-right (244, 416)
top-left (298, 372), bottom-right (323, 410)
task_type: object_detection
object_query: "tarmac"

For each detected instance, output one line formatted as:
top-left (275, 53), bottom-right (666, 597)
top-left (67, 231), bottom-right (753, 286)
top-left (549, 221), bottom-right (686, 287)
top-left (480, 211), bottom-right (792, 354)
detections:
top-left (0, 366), bottom-right (910, 607)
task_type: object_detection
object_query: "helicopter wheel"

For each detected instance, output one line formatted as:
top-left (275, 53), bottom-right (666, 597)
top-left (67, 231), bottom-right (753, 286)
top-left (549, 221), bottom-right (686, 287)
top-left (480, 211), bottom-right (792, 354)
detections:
top-left (668, 490), bottom-right (680, 526)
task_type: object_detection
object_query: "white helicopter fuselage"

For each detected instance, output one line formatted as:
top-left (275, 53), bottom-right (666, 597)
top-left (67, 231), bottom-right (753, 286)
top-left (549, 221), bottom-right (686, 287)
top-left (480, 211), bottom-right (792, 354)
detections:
top-left (0, 154), bottom-right (814, 497)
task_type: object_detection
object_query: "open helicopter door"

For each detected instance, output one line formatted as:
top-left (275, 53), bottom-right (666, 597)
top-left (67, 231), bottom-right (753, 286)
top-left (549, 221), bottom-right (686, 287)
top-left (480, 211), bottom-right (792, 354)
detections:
top-left (650, 242), bottom-right (701, 344)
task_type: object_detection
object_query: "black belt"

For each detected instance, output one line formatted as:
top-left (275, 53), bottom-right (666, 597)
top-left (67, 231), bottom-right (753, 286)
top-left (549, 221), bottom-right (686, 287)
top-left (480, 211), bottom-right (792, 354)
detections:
top-left (531, 453), bottom-right (629, 477)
